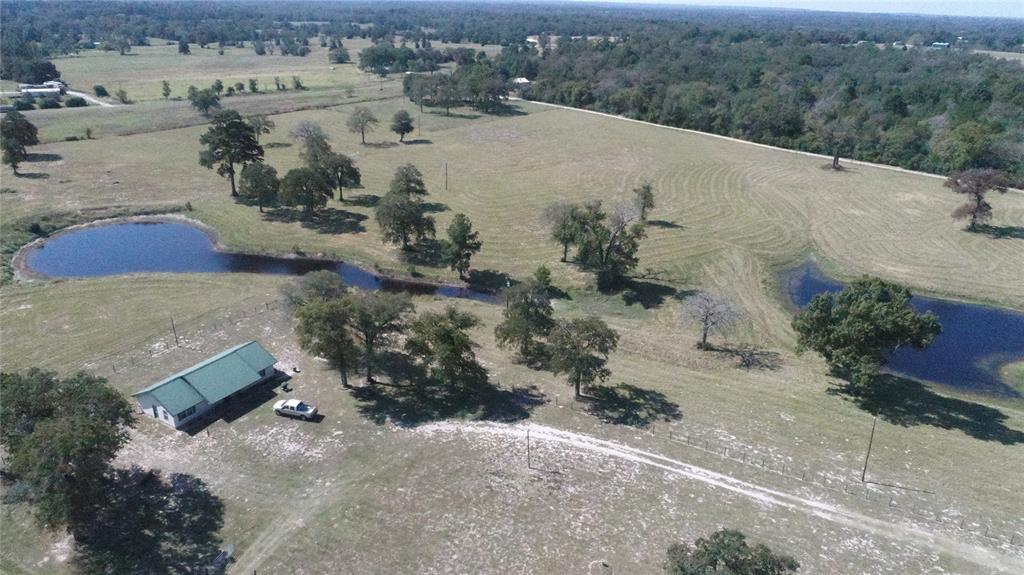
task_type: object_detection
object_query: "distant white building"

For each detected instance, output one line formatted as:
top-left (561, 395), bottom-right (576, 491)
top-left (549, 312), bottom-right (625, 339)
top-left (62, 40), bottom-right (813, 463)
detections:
top-left (931, 42), bottom-right (951, 49)
top-left (512, 77), bottom-right (531, 86)
top-left (18, 80), bottom-right (66, 96)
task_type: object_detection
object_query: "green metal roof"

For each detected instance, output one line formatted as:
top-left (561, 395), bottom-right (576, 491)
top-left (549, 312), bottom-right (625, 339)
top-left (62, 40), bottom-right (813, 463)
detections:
top-left (149, 377), bottom-right (206, 414)
top-left (133, 341), bottom-right (277, 413)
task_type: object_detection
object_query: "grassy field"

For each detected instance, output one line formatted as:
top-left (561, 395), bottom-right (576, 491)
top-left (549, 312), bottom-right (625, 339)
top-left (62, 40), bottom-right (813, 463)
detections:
top-left (2, 52), bottom-right (1024, 574)
top-left (1002, 361), bottom-right (1024, 394)
top-left (973, 49), bottom-right (1024, 63)
top-left (52, 37), bottom-right (501, 102)
top-left (2, 276), bottom-right (1022, 574)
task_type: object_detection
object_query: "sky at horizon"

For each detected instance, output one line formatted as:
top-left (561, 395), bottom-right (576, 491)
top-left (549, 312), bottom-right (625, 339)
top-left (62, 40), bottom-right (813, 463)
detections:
top-left (563, 0), bottom-right (1024, 19)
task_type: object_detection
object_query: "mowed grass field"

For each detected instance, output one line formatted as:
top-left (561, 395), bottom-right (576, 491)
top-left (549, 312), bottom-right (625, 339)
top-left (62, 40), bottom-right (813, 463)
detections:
top-left (2, 57), bottom-right (1024, 573)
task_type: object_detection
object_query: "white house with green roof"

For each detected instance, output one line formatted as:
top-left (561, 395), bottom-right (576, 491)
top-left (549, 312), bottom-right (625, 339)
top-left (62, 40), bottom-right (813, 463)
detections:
top-left (133, 341), bottom-right (278, 429)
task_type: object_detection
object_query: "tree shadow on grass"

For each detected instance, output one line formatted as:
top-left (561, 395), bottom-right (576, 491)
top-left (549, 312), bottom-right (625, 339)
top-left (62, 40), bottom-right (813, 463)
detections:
top-left (646, 219), bottom-right (684, 229)
top-left (469, 268), bottom-right (517, 291)
top-left (351, 356), bottom-right (545, 426)
top-left (421, 201), bottom-right (449, 214)
top-left (829, 375), bottom-right (1024, 444)
top-left (707, 343), bottom-right (782, 371)
top-left (403, 138), bottom-right (433, 145)
top-left (14, 172), bottom-right (49, 179)
top-left (583, 383), bottom-right (682, 428)
top-left (426, 109), bottom-right (481, 120)
top-left (71, 466), bottom-right (225, 574)
top-left (345, 193), bottom-right (379, 208)
top-left (264, 142), bottom-right (292, 149)
top-left (400, 238), bottom-right (444, 267)
top-left (621, 279), bottom-right (681, 309)
top-left (973, 224), bottom-right (1024, 240)
top-left (263, 206), bottom-right (367, 234)
top-left (363, 141), bottom-right (400, 149)
top-left (485, 102), bottom-right (528, 117)
top-left (26, 152), bottom-right (62, 162)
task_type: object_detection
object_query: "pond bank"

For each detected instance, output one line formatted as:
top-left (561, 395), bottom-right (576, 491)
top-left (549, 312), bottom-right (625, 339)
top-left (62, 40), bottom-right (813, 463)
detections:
top-left (781, 259), bottom-right (1024, 396)
top-left (15, 216), bottom-right (497, 303)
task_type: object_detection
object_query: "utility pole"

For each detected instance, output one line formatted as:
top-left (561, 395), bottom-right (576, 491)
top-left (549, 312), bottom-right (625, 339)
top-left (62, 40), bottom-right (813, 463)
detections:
top-left (444, 162), bottom-right (448, 191)
top-left (170, 317), bottom-right (179, 346)
top-left (526, 427), bottom-right (532, 469)
top-left (861, 416), bottom-right (878, 482)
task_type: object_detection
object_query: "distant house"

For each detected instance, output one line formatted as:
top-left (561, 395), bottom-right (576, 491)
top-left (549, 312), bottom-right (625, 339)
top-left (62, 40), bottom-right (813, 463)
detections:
top-left (931, 42), bottom-right (951, 49)
top-left (133, 341), bottom-right (278, 429)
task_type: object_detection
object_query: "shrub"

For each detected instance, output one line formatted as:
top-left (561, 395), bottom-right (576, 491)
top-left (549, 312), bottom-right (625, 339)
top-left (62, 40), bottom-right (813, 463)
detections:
top-left (64, 136), bottom-right (82, 142)
top-left (38, 98), bottom-right (61, 109)
top-left (65, 96), bottom-right (88, 107)
top-left (12, 99), bottom-right (35, 111)
top-left (93, 85), bottom-right (109, 97)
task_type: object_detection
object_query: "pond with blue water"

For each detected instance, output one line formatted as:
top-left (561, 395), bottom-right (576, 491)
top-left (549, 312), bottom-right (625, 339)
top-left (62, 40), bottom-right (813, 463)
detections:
top-left (23, 220), bottom-right (496, 302)
top-left (21, 221), bottom-right (1024, 395)
top-left (782, 261), bottom-right (1024, 396)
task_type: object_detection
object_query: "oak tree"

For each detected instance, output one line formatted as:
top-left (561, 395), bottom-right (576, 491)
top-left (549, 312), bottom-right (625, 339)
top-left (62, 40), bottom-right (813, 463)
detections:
top-left (548, 316), bottom-right (619, 399)
top-left (792, 277), bottom-right (941, 387)
top-left (198, 109), bottom-right (263, 195)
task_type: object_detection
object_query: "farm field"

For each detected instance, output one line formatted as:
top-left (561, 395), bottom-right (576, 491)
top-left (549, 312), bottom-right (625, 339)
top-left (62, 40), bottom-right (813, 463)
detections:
top-left (52, 37), bottom-right (501, 102)
top-left (2, 46), bottom-right (1024, 574)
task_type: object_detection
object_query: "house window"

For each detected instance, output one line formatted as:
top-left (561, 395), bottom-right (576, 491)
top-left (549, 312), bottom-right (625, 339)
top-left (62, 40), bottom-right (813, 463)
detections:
top-left (178, 406), bottom-right (196, 420)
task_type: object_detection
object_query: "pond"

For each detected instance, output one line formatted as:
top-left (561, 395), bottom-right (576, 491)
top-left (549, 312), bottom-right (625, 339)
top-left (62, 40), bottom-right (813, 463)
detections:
top-left (782, 261), bottom-right (1024, 396)
top-left (23, 221), bottom-right (497, 303)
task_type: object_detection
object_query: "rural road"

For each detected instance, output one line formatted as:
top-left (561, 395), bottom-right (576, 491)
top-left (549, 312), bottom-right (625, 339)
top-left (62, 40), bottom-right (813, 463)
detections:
top-left (416, 421), bottom-right (1024, 574)
top-left (0, 90), bottom-right (116, 107)
top-left (65, 90), bottom-right (116, 107)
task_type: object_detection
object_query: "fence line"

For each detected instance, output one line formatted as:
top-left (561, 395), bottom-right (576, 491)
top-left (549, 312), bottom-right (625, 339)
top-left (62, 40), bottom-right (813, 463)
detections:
top-left (557, 401), bottom-right (1022, 549)
top-left (82, 296), bottom-right (286, 378)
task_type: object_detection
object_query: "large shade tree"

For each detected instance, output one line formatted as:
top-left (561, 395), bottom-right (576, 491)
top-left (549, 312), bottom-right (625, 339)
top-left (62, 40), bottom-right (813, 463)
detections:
top-left (792, 277), bottom-right (941, 387)
top-left (494, 276), bottom-right (554, 361)
top-left (573, 201), bottom-right (646, 290)
top-left (238, 161), bottom-right (279, 212)
top-left (280, 270), bottom-right (347, 309)
top-left (319, 151), bottom-right (361, 202)
top-left (548, 316), bottom-right (619, 399)
top-left (296, 299), bottom-right (359, 387)
top-left (1, 110), bottom-right (39, 174)
top-left (198, 109), bottom-right (264, 196)
top-left (405, 305), bottom-right (482, 389)
top-left (0, 370), bottom-right (134, 529)
top-left (343, 291), bottom-right (415, 383)
top-left (279, 167), bottom-right (333, 215)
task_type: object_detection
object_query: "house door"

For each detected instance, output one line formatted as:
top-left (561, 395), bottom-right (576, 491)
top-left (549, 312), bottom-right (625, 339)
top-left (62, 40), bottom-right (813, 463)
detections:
top-left (152, 406), bottom-right (159, 418)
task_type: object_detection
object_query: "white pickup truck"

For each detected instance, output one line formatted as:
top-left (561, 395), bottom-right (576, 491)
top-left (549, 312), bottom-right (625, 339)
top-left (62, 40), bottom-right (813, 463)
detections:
top-left (273, 399), bottom-right (318, 421)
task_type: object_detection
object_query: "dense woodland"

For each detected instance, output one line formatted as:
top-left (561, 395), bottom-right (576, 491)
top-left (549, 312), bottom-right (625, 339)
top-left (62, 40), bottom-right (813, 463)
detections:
top-left (2, 1), bottom-right (1023, 182)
